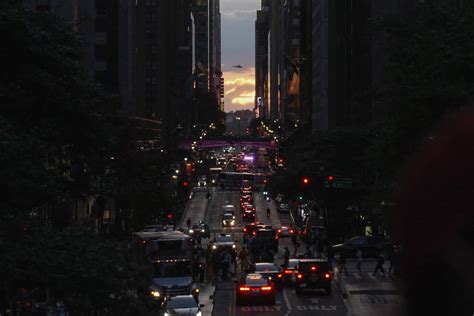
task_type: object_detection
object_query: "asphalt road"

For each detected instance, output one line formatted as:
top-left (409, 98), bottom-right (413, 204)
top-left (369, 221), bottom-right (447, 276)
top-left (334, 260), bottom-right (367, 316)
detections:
top-left (208, 189), bottom-right (348, 316)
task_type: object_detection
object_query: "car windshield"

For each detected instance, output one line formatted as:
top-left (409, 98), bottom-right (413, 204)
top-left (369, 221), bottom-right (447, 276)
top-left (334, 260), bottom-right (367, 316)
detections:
top-left (216, 236), bottom-right (233, 243)
top-left (166, 297), bottom-right (197, 309)
top-left (256, 264), bottom-right (277, 271)
top-left (288, 260), bottom-right (299, 268)
top-left (153, 261), bottom-right (191, 278)
top-left (223, 214), bottom-right (233, 220)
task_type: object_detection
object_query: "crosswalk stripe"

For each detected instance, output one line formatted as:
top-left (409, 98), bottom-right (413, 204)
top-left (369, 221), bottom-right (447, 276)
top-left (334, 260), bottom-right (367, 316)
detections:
top-left (368, 273), bottom-right (377, 280)
top-left (353, 273), bottom-right (362, 279)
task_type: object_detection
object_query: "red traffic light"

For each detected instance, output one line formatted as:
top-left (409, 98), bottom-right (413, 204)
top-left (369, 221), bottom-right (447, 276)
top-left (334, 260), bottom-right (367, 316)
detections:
top-left (302, 177), bottom-right (310, 185)
top-left (167, 213), bottom-right (173, 219)
top-left (328, 175), bottom-right (334, 181)
top-left (183, 181), bottom-right (189, 187)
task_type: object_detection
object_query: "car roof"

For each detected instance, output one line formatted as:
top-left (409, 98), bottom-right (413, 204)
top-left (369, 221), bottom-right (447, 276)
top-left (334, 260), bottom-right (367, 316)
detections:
top-left (298, 258), bottom-right (329, 264)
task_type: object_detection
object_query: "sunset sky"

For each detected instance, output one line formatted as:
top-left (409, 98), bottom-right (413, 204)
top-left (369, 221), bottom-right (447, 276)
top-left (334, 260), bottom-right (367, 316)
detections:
top-left (221, 0), bottom-right (260, 113)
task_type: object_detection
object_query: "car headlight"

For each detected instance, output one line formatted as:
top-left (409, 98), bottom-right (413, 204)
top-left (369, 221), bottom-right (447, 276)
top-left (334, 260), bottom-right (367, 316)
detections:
top-left (222, 220), bottom-right (226, 224)
top-left (150, 290), bottom-right (161, 298)
top-left (232, 244), bottom-right (236, 249)
top-left (196, 311), bottom-right (202, 316)
top-left (201, 229), bottom-right (205, 232)
top-left (193, 287), bottom-right (200, 294)
top-left (189, 229), bottom-right (194, 234)
top-left (231, 220), bottom-right (235, 225)
top-left (212, 244), bottom-right (217, 250)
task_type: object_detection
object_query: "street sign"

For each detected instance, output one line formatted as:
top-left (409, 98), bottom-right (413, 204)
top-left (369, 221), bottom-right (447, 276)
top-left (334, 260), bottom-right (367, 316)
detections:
top-left (324, 178), bottom-right (352, 189)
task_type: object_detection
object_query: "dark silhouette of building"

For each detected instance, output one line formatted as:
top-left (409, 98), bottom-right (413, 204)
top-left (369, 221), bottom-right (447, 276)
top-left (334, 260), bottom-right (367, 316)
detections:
top-left (255, 1), bottom-right (270, 119)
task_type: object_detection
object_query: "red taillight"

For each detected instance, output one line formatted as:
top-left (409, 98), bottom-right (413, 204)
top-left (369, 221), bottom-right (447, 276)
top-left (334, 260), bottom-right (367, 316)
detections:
top-left (297, 274), bottom-right (303, 279)
top-left (277, 229), bottom-right (282, 233)
top-left (243, 228), bottom-right (247, 232)
top-left (324, 273), bottom-right (331, 279)
top-left (277, 274), bottom-right (282, 278)
top-left (284, 270), bottom-right (293, 274)
top-left (290, 230), bottom-right (294, 234)
top-left (275, 235), bottom-right (279, 240)
top-left (261, 286), bottom-right (272, 291)
top-left (252, 231), bottom-right (256, 236)
top-left (239, 287), bottom-right (250, 291)
top-left (310, 266), bottom-right (317, 271)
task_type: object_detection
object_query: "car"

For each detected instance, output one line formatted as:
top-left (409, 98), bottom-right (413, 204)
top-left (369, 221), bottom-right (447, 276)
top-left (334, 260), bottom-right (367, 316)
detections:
top-left (274, 194), bottom-right (285, 204)
top-left (294, 259), bottom-right (332, 295)
top-left (242, 210), bottom-right (256, 222)
top-left (221, 204), bottom-right (236, 216)
top-left (242, 222), bottom-right (272, 237)
top-left (254, 228), bottom-right (279, 252)
top-left (277, 226), bottom-right (295, 238)
top-left (240, 194), bottom-right (253, 204)
top-left (251, 263), bottom-right (282, 287)
top-left (211, 234), bottom-right (237, 251)
top-left (190, 223), bottom-right (210, 238)
top-left (162, 295), bottom-right (204, 316)
top-left (242, 204), bottom-right (256, 213)
top-left (221, 213), bottom-right (236, 227)
top-left (277, 203), bottom-right (290, 213)
top-left (240, 187), bottom-right (252, 195)
top-left (332, 236), bottom-right (393, 258)
top-left (283, 259), bottom-right (300, 284)
top-left (198, 176), bottom-right (207, 187)
top-left (236, 273), bottom-right (276, 305)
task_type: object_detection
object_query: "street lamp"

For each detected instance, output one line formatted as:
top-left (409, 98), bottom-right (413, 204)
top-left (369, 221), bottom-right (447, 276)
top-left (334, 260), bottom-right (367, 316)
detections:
top-left (236, 116), bottom-right (241, 136)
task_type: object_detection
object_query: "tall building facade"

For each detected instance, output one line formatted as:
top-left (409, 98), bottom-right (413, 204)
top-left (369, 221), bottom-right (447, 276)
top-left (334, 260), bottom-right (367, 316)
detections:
top-left (255, 1), bottom-right (269, 119)
top-left (209, 0), bottom-right (222, 110)
top-left (192, 0), bottom-right (209, 93)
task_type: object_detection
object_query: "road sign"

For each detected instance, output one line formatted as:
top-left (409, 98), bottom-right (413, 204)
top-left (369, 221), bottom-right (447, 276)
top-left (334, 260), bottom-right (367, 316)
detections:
top-left (324, 178), bottom-right (352, 189)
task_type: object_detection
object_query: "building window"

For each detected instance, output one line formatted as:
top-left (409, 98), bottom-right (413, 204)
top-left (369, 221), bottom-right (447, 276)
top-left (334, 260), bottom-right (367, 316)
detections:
top-left (95, 62), bottom-right (107, 72)
top-left (96, 8), bottom-right (107, 16)
top-left (36, 0), bottom-right (51, 11)
top-left (95, 32), bottom-right (107, 45)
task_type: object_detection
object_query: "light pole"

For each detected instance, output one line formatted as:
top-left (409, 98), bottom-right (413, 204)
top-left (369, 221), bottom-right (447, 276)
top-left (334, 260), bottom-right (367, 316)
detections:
top-left (236, 116), bottom-right (241, 136)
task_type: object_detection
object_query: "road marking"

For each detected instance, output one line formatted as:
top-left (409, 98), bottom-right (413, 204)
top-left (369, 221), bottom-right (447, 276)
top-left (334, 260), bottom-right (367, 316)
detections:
top-left (283, 287), bottom-right (292, 311)
top-left (368, 273), bottom-right (377, 280)
top-left (353, 273), bottom-right (362, 279)
top-left (296, 305), bottom-right (337, 311)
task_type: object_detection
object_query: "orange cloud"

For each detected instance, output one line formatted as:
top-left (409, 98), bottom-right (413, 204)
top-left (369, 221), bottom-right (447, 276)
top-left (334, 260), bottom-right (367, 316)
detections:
top-left (223, 67), bottom-right (255, 112)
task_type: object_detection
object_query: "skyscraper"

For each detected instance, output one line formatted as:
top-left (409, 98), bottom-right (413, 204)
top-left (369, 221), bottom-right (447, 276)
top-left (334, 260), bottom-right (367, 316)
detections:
top-left (255, 1), bottom-right (270, 119)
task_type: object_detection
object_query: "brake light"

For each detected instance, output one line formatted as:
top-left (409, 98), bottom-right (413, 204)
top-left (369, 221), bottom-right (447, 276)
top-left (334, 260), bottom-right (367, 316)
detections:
top-left (277, 229), bottom-right (282, 233)
top-left (243, 228), bottom-right (247, 232)
top-left (284, 270), bottom-right (293, 274)
top-left (290, 229), bottom-right (294, 234)
top-left (275, 235), bottom-right (279, 240)
top-left (252, 231), bottom-right (256, 236)
top-left (311, 266), bottom-right (317, 271)
top-left (297, 274), bottom-right (303, 279)
top-left (261, 286), bottom-right (272, 291)
top-left (324, 273), bottom-right (331, 279)
top-left (239, 287), bottom-right (250, 291)
top-left (277, 274), bottom-right (282, 278)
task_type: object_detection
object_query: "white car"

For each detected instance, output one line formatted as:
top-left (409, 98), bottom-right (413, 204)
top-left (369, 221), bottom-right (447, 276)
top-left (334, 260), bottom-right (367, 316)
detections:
top-left (163, 295), bottom-right (203, 316)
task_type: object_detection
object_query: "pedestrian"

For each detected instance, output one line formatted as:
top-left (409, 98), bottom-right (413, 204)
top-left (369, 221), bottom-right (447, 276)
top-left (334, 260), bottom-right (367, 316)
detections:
top-left (212, 250), bottom-right (221, 282)
top-left (283, 247), bottom-right (290, 268)
top-left (221, 247), bottom-right (232, 279)
top-left (338, 252), bottom-right (348, 277)
top-left (316, 239), bottom-right (324, 258)
top-left (387, 247), bottom-right (395, 275)
top-left (238, 247), bottom-right (249, 273)
top-left (186, 218), bottom-right (191, 229)
top-left (356, 248), bottom-right (363, 276)
top-left (198, 248), bottom-right (206, 283)
top-left (373, 252), bottom-right (386, 277)
top-left (206, 246), bottom-right (213, 281)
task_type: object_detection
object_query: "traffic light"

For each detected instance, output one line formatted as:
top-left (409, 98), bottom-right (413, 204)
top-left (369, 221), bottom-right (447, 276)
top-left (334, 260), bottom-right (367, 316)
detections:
top-left (327, 175), bottom-right (334, 188)
top-left (167, 213), bottom-right (173, 220)
top-left (183, 181), bottom-right (189, 187)
top-left (302, 176), bottom-right (311, 186)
